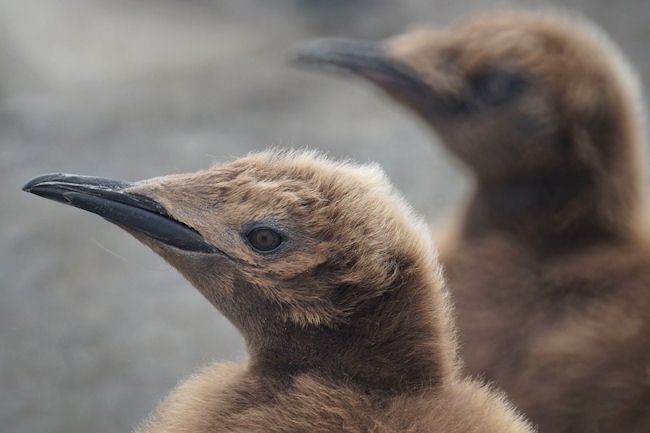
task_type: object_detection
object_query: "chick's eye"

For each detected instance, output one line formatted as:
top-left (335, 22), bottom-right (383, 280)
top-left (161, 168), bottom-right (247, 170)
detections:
top-left (473, 69), bottom-right (527, 106)
top-left (247, 228), bottom-right (282, 252)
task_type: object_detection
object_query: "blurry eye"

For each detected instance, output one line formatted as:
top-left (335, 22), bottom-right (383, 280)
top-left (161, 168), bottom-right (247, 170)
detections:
top-left (473, 69), bottom-right (527, 106)
top-left (247, 227), bottom-right (282, 252)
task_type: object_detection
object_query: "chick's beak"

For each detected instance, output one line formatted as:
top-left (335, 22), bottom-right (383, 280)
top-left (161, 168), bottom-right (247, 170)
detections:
top-left (23, 173), bottom-right (221, 254)
top-left (291, 38), bottom-right (443, 112)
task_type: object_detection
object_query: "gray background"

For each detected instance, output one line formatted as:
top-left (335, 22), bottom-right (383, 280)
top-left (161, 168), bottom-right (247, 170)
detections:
top-left (1, 1), bottom-right (648, 432)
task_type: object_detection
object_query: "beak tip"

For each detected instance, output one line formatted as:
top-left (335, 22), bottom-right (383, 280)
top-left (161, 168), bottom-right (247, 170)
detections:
top-left (22, 173), bottom-right (62, 193)
top-left (287, 39), bottom-right (330, 67)
top-left (289, 38), bottom-right (378, 66)
top-left (24, 173), bottom-right (73, 193)
top-left (287, 38), bottom-right (405, 89)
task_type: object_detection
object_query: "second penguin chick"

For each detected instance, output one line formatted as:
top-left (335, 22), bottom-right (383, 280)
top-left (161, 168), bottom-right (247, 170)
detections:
top-left (23, 151), bottom-right (533, 433)
top-left (293, 10), bottom-right (650, 433)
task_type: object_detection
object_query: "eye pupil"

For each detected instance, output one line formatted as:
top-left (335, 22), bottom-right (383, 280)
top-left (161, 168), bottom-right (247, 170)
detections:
top-left (474, 69), bottom-right (526, 106)
top-left (247, 228), bottom-right (282, 252)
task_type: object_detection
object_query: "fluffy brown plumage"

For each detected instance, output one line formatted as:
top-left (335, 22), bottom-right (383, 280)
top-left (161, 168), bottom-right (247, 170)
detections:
top-left (293, 10), bottom-right (650, 432)
top-left (24, 151), bottom-right (533, 432)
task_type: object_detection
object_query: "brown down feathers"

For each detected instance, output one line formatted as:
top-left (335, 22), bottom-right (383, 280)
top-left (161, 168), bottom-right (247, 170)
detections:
top-left (124, 151), bottom-right (534, 432)
top-left (298, 10), bottom-right (650, 432)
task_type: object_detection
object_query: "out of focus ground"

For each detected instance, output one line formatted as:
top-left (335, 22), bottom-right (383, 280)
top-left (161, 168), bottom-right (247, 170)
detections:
top-left (1, 1), bottom-right (648, 432)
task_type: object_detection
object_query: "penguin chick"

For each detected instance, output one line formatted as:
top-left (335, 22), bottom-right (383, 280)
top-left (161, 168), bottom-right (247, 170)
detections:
top-left (293, 10), bottom-right (650, 432)
top-left (23, 151), bottom-right (533, 433)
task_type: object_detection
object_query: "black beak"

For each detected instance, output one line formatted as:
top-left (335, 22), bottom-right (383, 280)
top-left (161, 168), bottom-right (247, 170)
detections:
top-left (290, 38), bottom-right (440, 110)
top-left (23, 173), bottom-right (221, 254)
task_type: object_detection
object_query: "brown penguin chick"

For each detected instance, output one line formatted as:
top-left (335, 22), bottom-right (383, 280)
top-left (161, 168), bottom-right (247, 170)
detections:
top-left (23, 151), bottom-right (534, 433)
top-left (293, 10), bottom-right (650, 432)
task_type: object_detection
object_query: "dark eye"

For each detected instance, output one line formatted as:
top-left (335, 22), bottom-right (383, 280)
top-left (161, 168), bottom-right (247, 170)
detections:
top-left (473, 69), bottom-right (527, 106)
top-left (247, 227), bottom-right (282, 252)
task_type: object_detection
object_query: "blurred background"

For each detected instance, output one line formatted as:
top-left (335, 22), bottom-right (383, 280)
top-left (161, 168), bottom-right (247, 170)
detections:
top-left (1, 1), bottom-right (648, 432)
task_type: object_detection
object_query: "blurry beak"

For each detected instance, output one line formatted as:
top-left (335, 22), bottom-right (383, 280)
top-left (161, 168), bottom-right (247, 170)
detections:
top-left (23, 173), bottom-right (221, 254)
top-left (291, 38), bottom-right (445, 112)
